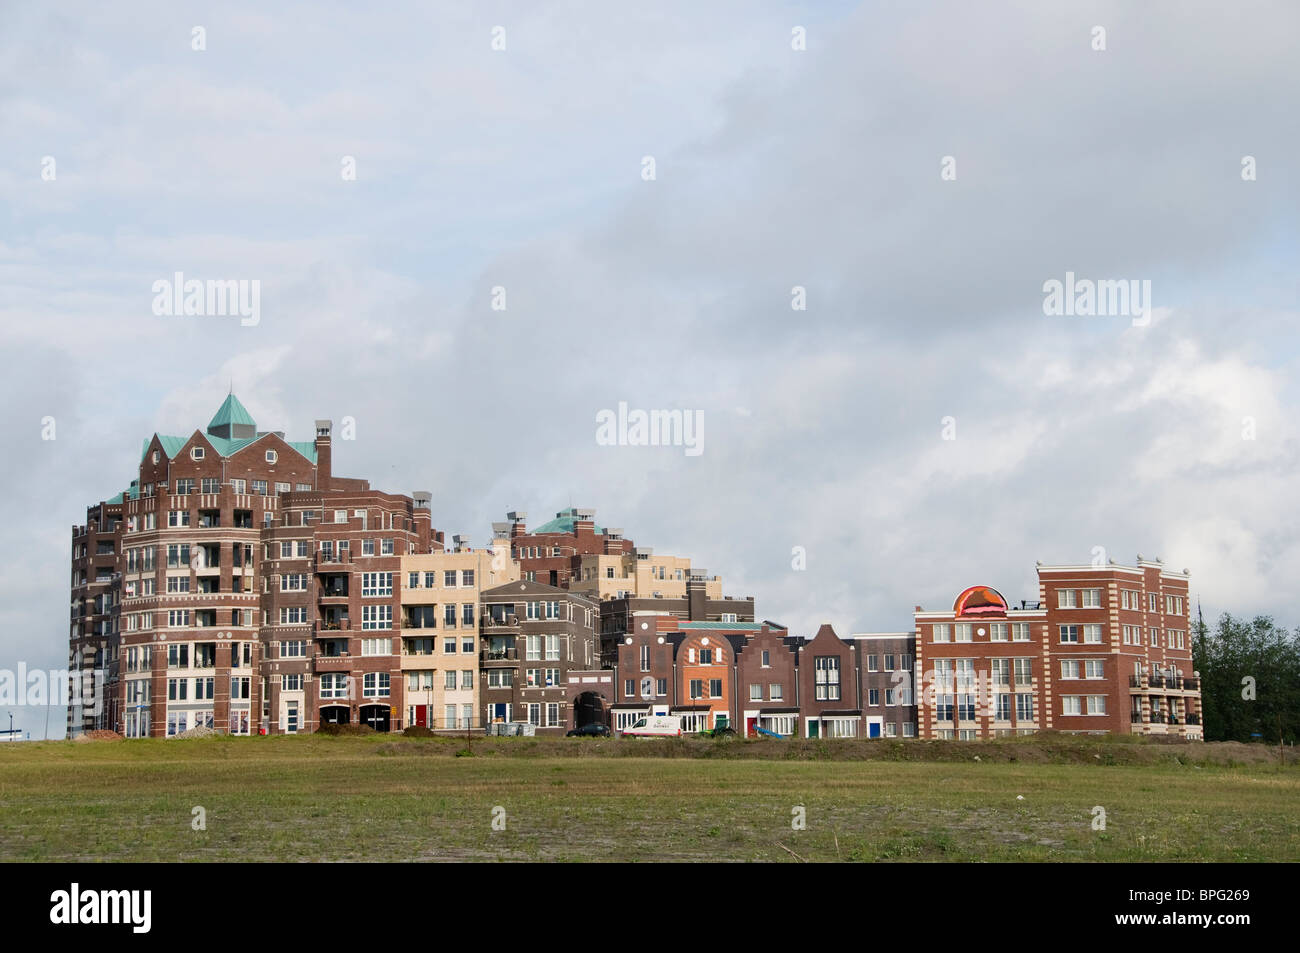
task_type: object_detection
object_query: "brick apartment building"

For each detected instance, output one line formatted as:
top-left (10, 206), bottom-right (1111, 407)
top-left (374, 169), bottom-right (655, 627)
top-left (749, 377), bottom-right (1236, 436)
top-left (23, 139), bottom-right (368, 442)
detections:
top-left (913, 560), bottom-right (1202, 740)
top-left (69, 395), bottom-right (447, 738)
top-left (501, 508), bottom-right (634, 588)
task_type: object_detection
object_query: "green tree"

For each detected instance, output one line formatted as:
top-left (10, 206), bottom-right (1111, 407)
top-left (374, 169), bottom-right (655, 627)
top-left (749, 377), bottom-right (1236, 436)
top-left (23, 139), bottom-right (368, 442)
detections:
top-left (1193, 612), bottom-right (1300, 744)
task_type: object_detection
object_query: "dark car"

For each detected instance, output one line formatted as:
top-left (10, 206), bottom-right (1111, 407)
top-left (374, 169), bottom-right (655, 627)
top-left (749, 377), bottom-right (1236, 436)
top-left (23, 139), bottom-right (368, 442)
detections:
top-left (566, 723), bottom-right (611, 737)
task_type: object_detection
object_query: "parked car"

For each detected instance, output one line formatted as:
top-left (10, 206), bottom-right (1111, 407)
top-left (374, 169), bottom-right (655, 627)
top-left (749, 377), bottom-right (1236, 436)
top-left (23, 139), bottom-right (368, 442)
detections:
top-left (566, 723), bottom-right (611, 737)
top-left (621, 714), bottom-right (683, 738)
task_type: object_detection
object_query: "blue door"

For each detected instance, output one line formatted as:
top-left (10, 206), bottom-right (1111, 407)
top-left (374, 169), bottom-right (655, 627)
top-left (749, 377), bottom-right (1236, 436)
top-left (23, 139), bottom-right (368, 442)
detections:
top-left (869, 722), bottom-right (881, 738)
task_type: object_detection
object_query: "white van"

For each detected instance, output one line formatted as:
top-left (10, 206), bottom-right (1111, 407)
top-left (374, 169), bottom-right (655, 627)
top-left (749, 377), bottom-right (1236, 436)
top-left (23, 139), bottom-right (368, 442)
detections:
top-left (621, 714), bottom-right (683, 738)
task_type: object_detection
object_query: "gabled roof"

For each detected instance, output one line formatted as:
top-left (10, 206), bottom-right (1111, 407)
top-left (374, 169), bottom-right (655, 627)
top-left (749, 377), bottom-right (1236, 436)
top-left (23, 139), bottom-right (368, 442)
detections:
top-left (208, 393), bottom-right (256, 431)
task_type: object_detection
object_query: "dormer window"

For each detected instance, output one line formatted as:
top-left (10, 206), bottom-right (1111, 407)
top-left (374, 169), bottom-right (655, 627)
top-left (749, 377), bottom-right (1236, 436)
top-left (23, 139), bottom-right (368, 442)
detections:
top-left (152, 450), bottom-right (160, 464)
top-left (266, 450), bottom-right (278, 464)
top-left (191, 447), bottom-right (205, 461)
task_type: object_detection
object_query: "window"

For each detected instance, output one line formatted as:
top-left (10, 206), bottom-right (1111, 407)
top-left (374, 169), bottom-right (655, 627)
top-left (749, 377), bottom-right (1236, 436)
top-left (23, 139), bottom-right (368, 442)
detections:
top-left (814, 656), bottom-right (841, 701)
top-left (280, 541), bottom-right (294, 558)
top-left (280, 573), bottom-right (307, 592)
top-left (462, 569), bottom-right (475, 587)
top-left (991, 658), bottom-right (1010, 685)
top-left (167, 678), bottom-right (187, 701)
top-left (868, 688), bottom-right (880, 706)
top-left (1013, 658), bottom-right (1033, 684)
top-left (462, 603), bottom-right (474, 625)
top-left (545, 634), bottom-right (560, 661)
top-left (769, 683), bottom-right (783, 701)
top-left (1058, 589), bottom-right (1078, 608)
top-left (230, 479), bottom-right (246, 494)
top-left (1087, 695), bottom-right (1107, 715)
top-left (168, 510), bottom-right (190, 527)
top-left (689, 679), bottom-right (704, 699)
top-left (361, 572), bottom-right (393, 597)
top-left (424, 571), bottom-right (435, 588)
top-left (361, 638), bottom-right (392, 656)
top-left (252, 480), bottom-right (268, 496)
top-left (362, 605), bottom-right (392, 630)
top-left (990, 623), bottom-right (1008, 642)
top-left (275, 482), bottom-right (290, 494)
top-left (446, 671), bottom-right (459, 690)
top-left (546, 703), bottom-right (559, 727)
top-left (710, 678), bottom-right (722, 698)
top-left (280, 640), bottom-right (306, 658)
top-left (1059, 625), bottom-right (1080, 643)
top-left (656, 678), bottom-right (668, 697)
top-left (699, 649), bottom-right (713, 665)
top-left (1147, 592), bottom-right (1159, 612)
top-left (279, 607), bottom-right (307, 624)
top-left (995, 693), bottom-right (1011, 721)
top-left (363, 539), bottom-right (375, 556)
top-left (1061, 660), bottom-right (1080, 679)
top-left (444, 570), bottom-right (457, 588)
top-left (174, 478), bottom-right (195, 495)
top-left (1083, 624), bottom-right (1103, 644)
top-left (445, 706), bottom-right (458, 729)
top-left (1015, 693), bottom-right (1035, 722)
top-left (231, 677), bottom-right (251, 699)
top-left (954, 624), bottom-right (972, 643)
top-left (168, 609), bottom-right (190, 627)
top-left (761, 650), bottom-right (771, 668)
top-left (320, 674), bottom-right (347, 699)
top-left (750, 684), bottom-right (762, 701)
top-left (1011, 623), bottom-right (1031, 642)
top-left (640, 645), bottom-right (650, 672)
top-left (461, 670), bottom-right (473, 689)
top-left (932, 624), bottom-right (951, 643)
top-left (363, 673), bottom-right (391, 698)
top-left (409, 572), bottom-right (419, 589)
top-left (266, 450), bottom-right (278, 464)
top-left (381, 539), bottom-right (394, 555)
top-left (282, 674), bottom-right (302, 691)
top-left (1081, 589), bottom-right (1101, 608)
top-left (190, 447), bottom-right (205, 460)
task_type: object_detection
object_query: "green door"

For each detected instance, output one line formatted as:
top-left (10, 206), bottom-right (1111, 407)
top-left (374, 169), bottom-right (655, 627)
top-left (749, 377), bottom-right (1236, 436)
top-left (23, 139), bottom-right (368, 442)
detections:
top-left (808, 719), bottom-right (819, 738)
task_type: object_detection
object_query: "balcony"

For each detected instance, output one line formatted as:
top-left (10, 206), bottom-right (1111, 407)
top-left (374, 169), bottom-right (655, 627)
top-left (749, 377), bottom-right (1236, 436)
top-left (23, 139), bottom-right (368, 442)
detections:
top-left (319, 582), bottom-right (349, 600)
top-left (1183, 677), bottom-right (1200, 691)
top-left (1186, 713), bottom-right (1201, 725)
top-left (1130, 711), bottom-right (1145, 724)
top-left (481, 648), bottom-right (519, 664)
top-left (315, 550), bottom-right (352, 568)
top-left (315, 619), bottom-right (352, 634)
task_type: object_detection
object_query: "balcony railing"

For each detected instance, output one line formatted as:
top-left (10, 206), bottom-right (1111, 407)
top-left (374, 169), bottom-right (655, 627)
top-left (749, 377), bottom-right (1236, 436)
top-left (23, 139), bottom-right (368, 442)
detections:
top-left (1130, 711), bottom-right (1144, 724)
top-left (315, 619), bottom-right (351, 633)
top-left (1186, 714), bottom-right (1201, 725)
top-left (481, 648), bottom-right (519, 662)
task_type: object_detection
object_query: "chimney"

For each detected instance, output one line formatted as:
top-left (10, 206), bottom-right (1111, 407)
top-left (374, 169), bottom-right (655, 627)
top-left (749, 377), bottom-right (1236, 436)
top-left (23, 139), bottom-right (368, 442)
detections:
top-left (314, 420), bottom-right (332, 491)
top-left (507, 511), bottom-right (526, 535)
top-left (686, 576), bottom-right (707, 621)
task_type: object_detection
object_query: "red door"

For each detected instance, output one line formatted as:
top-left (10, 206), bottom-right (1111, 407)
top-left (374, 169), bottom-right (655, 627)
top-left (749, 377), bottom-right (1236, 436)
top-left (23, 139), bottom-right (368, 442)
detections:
top-left (746, 717), bottom-right (757, 737)
top-left (413, 706), bottom-right (427, 727)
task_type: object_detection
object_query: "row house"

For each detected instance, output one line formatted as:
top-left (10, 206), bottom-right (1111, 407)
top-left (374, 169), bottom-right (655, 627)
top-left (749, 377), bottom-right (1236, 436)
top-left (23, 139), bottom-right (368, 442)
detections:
top-left (398, 542), bottom-right (521, 731)
top-left (478, 580), bottom-right (601, 733)
top-left (912, 561), bottom-right (1202, 740)
top-left (606, 619), bottom-right (912, 739)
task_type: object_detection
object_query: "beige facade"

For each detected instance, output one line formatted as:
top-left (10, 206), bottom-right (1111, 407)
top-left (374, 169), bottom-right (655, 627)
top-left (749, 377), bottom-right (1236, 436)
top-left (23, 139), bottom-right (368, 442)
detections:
top-left (569, 549), bottom-right (722, 601)
top-left (398, 546), bottom-right (519, 731)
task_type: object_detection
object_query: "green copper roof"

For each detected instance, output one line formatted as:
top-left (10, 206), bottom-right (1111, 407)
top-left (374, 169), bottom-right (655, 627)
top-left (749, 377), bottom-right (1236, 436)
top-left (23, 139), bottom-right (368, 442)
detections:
top-left (208, 393), bottom-right (256, 431)
top-left (677, 621), bottom-right (760, 630)
top-left (531, 508), bottom-right (605, 535)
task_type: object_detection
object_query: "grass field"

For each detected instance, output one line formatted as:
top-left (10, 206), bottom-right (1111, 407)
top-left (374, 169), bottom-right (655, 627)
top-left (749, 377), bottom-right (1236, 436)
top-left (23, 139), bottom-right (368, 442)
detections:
top-left (1, 734), bottom-right (1296, 862)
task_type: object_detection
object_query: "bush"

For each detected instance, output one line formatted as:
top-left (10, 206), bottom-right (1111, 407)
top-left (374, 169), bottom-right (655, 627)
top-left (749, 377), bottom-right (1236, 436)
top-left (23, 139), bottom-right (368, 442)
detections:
top-left (315, 723), bottom-right (375, 736)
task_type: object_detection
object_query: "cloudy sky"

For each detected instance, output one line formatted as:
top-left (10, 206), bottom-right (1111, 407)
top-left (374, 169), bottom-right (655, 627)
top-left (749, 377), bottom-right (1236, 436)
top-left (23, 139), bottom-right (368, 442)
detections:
top-left (1, 1), bottom-right (1296, 737)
